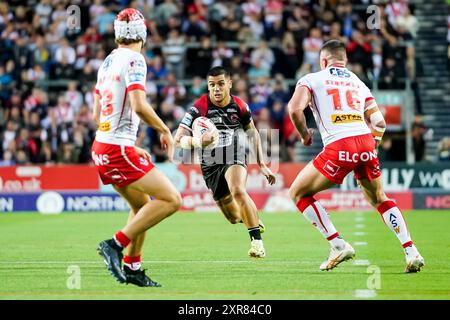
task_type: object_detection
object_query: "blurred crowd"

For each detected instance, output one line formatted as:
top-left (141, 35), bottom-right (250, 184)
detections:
top-left (0, 0), bottom-right (427, 165)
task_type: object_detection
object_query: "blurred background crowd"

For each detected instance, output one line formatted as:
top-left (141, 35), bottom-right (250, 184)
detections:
top-left (0, 0), bottom-right (448, 165)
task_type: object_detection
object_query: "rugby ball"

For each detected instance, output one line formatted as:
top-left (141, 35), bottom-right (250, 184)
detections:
top-left (192, 116), bottom-right (218, 148)
top-left (192, 116), bottom-right (217, 137)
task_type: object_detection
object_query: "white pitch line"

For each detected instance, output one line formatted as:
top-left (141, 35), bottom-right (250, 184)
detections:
top-left (355, 224), bottom-right (365, 229)
top-left (353, 242), bottom-right (368, 246)
top-left (355, 217), bottom-right (365, 222)
top-left (354, 289), bottom-right (377, 299)
top-left (0, 260), bottom-right (316, 265)
top-left (352, 259), bottom-right (371, 266)
top-left (354, 231), bottom-right (366, 236)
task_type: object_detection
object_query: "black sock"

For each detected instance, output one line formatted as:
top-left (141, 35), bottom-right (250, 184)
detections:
top-left (107, 238), bottom-right (123, 252)
top-left (248, 227), bottom-right (261, 241)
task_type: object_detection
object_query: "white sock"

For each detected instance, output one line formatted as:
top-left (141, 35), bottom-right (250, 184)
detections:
top-left (296, 197), bottom-right (345, 249)
top-left (377, 200), bottom-right (413, 248)
top-left (124, 261), bottom-right (141, 271)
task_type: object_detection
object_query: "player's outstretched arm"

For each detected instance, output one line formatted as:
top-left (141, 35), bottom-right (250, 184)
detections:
top-left (244, 120), bottom-right (276, 185)
top-left (128, 89), bottom-right (174, 161)
top-left (287, 85), bottom-right (314, 146)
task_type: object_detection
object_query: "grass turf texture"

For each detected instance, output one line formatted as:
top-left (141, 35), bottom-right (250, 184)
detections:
top-left (0, 210), bottom-right (449, 300)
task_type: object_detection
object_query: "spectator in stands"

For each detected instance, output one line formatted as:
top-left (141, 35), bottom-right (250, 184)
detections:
top-left (64, 81), bottom-right (83, 115)
top-left (182, 11), bottom-right (208, 41)
top-left (187, 76), bottom-right (205, 101)
top-left (219, 4), bottom-right (242, 41)
top-left (249, 40), bottom-right (275, 78)
top-left (187, 36), bottom-right (212, 78)
top-left (2, 120), bottom-right (17, 153)
top-left (379, 57), bottom-right (405, 89)
top-left (347, 30), bottom-right (372, 73)
top-left (249, 76), bottom-right (272, 113)
top-left (395, 7), bottom-right (418, 38)
top-left (302, 28), bottom-right (323, 72)
top-left (211, 41), bottom-right (233, 70)
top-left (412, 117), bottom-right (427, 162)
top-left (0, 150), bottom-right (14, 166)
top-left (53, 95), bottom-right (74, 125)
top-left (281, 32), bottom-right (299, 79)
top-left (0, 64), bottom-right (14, 103)
top-left (148, 55), bottom-right (168, 80)
top-left (438, 137), bottom-right (450, 161)
top-left (286, 4), bottom-right (310, 44)
top-left (16, 127), bottom-right (38, 163)
top-left (162, 29), bottom-right (186, 79)
top-left (160, 72), bottom-right (186, 105)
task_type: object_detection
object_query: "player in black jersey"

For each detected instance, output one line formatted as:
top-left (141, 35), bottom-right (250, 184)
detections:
top-left (175, 66), bottom-right (276, 258)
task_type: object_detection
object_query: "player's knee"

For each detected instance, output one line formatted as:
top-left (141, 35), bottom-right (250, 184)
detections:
top-left (166, 191), bottom-right (182, 213)
top-left (369, 192), bottom-right (389, 208)
top-left (288, 187), bottom-right (302, 203)
top-left (229, 186), bottom-right (247, 203)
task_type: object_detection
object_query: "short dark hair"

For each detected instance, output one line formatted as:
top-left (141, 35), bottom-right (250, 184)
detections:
top-left (320, 40), bottom-right (346, 59)
top-left (207, 66), bottom-right (230, 78)
top-left (115, 38), bottom-right (143, 45)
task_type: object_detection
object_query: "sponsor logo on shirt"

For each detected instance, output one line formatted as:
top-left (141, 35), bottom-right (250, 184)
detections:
top-left (331, 114), bottom-right (363, 124)
top-left (329, 68), bottom-right (350, 78)
top-left (99, 121), bottom-right (111, 132)
top-left (210, 117), bottom-right (223, 124)
top-left (230, 114), bottom-right (239, 123)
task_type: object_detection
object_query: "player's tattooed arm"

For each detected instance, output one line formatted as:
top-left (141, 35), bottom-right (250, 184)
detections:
top-left (174, 126), bottom-right (194, 149)
top-left (287, 85), bottom-right (314, 146)
top-left (244, 120), bottom-right (276, 185)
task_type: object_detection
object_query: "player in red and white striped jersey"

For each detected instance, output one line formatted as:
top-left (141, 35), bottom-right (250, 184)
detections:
top-left (92, 8), bottom-right (181, 286)
top-left (288, 40), bottom-right (424, 273)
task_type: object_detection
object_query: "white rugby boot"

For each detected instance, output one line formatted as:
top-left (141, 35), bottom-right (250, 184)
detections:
top-left (320, 241), bottom-right (355, 271)
top-left (404, 245), bottom-right (425, 273)
top-left (248, 239), bottom-right (266, 258)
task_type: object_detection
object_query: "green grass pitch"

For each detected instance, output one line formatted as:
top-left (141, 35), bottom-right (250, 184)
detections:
top-left (0, 210), bottom-right (449, 300)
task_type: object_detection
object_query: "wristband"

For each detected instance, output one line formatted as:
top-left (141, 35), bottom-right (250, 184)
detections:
top-left (180, 136), bottom-right (192, 149)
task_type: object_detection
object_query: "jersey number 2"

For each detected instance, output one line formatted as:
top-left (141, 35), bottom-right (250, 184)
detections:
top-left (100, 89), bottom-right (113, 116)
top-left (326, 88), bottom-right (360, 111)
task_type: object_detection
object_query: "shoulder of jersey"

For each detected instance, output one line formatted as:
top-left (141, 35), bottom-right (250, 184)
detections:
top-left (193, 94), bottom-right (209, 116)
top-left (231, 95), bottom-right (249, 113)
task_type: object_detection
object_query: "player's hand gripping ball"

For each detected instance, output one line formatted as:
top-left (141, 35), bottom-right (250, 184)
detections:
top-left (192, 117), bottom-right (219, 149)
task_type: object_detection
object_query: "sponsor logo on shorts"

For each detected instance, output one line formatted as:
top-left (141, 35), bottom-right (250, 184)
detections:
top-left (105, 168), bottom-right (127, 183)
top-left (338, 151), bottom-right (378, 163)
top-left (331, 114), bottom-right (362, 124)
top-left (92, 151), bottom-right (110, 166)
top-left (139, 158), bottom-right (149, 166)
top-left (323, 160), bottom-right (340, 176)
top-left (99, 121), bottom-right (111, 132)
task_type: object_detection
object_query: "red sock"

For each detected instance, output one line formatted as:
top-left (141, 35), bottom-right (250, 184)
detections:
top-left (123, 255), bottom-right (141, 264)
top-left (114, 231), bottom-right (131, 248)
top-left (124, 255), bottom-right (142, 271)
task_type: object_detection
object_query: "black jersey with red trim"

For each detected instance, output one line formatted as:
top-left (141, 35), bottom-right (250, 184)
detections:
top-left (180, 94), bottom-right (253, 169)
